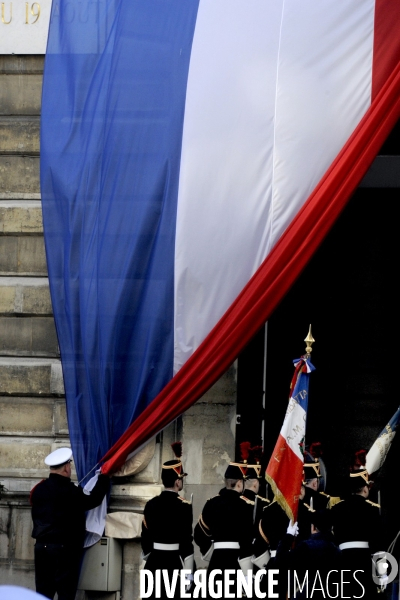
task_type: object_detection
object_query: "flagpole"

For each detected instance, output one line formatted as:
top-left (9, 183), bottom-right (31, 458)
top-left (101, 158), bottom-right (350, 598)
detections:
top-left (303, 325), bottom-right (315, 453)
top-left (265, 327), bottom-right (316, 523)
top-left (304, 324), bottom-right (315, 358)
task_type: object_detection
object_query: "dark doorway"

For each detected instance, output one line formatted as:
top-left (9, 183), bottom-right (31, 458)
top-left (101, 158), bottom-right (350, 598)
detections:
top-left (263, 186), bottom-right (398, 494)
top-left (236, 118), bottom-right (400, 537)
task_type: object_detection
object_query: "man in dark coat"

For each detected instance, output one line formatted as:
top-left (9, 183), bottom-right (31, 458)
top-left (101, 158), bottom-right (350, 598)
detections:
top-left (330, 468), bottom-right (385, 599)
top-left (30, 447), bottom-right (111, 600)
top-left (287, 509), bottom-right (342, 599)
top-left (297, 454), bottom-right (335, 543)
top-left (141, 442), bottom-right (194, 599)
top-left (194, 461), bottom-right (254, 598)
top-left (240, 446), bottom-right (270, 534)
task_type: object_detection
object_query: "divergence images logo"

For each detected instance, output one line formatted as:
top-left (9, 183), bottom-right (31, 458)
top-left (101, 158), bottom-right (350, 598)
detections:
top-left (371, 551), bottom-right (398, 587)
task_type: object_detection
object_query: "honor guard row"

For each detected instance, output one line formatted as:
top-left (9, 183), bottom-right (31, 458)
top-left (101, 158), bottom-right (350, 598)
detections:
top-left (141, 443), bottom-right (387, 599)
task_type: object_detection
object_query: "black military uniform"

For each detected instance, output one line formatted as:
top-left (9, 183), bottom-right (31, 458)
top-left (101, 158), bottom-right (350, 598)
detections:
top-left (253, 498), bottom-right (289, 561)
top-left (252, 498), bottom-right (293, 600)
top-left (241, 487), bottom-right (270, 535)
top-left (297, 456), bottom-right (335, 543)
top-left (194, 461), bottom-right (254, 598)
top-left (141, 443), bottom-right (194, 599)
top-left (240, 449), bottom-right (270, 534)
top-left (287, 510), bottom-right (342, 599)
top-left (330, 468), bottom-right (384, 599)
top-left (30, 448), bottom-right (110, 600)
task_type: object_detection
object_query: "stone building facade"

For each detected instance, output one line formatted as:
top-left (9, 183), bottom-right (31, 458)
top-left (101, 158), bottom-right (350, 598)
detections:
top-left (1, 50), bottom-right (400, 599)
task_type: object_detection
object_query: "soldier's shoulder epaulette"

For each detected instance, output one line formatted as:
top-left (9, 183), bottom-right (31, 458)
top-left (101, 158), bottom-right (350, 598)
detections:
top-left (177, 496), bottom-right (191, 504)
top-left (330, 498), bottom-right (344, 508)
top-left (256, 495), bottom-right (271, 503)
top-left (366, 499), bottom-right (381, 508)
top-left (240, 495), bottom-right (255, 505)
top-left (206, 494), bottom-right (220, 502)
top-left (328, 496), bottom-right (342, 508)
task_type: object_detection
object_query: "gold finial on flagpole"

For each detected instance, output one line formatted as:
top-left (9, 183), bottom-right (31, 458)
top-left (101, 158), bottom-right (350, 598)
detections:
top-left (304, 325), bottom-right (315, 357)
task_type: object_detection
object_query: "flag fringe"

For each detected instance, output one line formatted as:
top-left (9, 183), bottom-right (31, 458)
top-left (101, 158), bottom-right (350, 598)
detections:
top-left (265, 473), bottom-right (295, 523)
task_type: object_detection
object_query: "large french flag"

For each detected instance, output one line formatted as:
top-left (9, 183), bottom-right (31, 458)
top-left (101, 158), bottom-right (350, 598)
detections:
top-left (40, 0), bottom-right (400, 480)
top-left (265, 357), bottom-right (315, 523)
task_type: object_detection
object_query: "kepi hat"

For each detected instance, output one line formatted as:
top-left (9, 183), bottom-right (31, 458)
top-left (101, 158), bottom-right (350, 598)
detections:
top-left (302, 451), bottom-right (321, 481)
top-left (246, 445), bottom-right (264, 479)
top-left (224, 441), bottom-right (250, 479)
top-left (161, 442), bottom-right (187, 486)
top-left (349, 449), bottom-right (371, 491)
top-left (44, 447), bottom-right (73, 468)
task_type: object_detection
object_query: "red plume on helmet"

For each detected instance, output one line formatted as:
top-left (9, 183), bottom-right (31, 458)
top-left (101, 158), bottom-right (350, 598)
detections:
top-left (240, 441), bottom-right (251, 463)
top-left (250, 445), bottom-right (264, 464)
top-left (353, 449), bottom-right (367, 470)
top-left (309, 441), bottom-right (323, 458)
top-left (171, 441), bottom-right (182, 458)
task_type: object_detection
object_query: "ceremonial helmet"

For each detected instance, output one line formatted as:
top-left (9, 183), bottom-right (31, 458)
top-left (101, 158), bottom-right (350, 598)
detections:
top-left (245, 445), bottom-right (264, 480)
top-left (224, 441), bottom-right (250, 479)
top-left (161, 442), bottom-right (187, 487)
top-left (302, 450), bottom-right (321, 482)
top-left (349, 449), bottom-right (371, 492)
top-left (349, 468), bottom-right (370, 491)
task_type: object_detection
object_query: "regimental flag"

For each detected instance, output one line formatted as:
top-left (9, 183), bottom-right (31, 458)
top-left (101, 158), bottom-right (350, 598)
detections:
top-left (265, 357), bottom-right (315, 522)
top-left (366, 406), bottom-right (400, 475)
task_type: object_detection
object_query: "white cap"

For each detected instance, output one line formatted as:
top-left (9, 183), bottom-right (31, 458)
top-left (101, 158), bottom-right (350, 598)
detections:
top-left (0, 586), bottom-right (47, 599)
top-left (44, 447), bottom-right (73, 467)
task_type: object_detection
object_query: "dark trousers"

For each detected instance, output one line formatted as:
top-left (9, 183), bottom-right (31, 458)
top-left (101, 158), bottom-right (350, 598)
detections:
top-left (34, 543), bottom-right (83, 600)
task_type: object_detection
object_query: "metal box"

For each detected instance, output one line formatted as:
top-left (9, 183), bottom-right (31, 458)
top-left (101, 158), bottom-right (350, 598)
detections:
top-left (78, 537), bottom-right (122, 591)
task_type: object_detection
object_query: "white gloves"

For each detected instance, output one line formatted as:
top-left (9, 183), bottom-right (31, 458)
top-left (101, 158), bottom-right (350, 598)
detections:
top-left (287, 521), bottom-right (299, 536)
top-left (183, 554), bottom-right (195, 590)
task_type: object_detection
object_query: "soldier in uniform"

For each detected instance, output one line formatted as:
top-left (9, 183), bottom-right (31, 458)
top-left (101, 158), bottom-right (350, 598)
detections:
top-left (297, 452), bottom-right (340, 542)
top-left (252, 498), bottom-right (298, 600)
top-left (330, 467), bottom-right (385, 599)
top-left (141, 442), bottom-right (194, 599)
top-left (30, 447), bottom-right (111, 600)
top-left (252, 493), bottom-right (290, 576)
top-left (240, 445), bottom-right (270, 532)
top-left (286, 510), bottom-right (342, 599)
top-left (194, 460), bottom-right (254, 597)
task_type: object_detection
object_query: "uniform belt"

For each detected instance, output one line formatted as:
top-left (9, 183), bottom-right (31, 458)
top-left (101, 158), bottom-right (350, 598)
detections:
top-left (153, 543), bottom-right (179, 551)
top-left (270, 550), bottom-right (277, 557)
top-left (214, 542), bottom-right (240, 550)
top-left (339, 541), bottom-right (369, 550)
